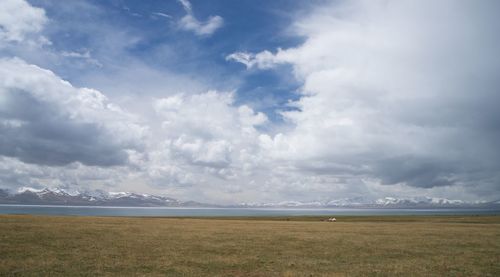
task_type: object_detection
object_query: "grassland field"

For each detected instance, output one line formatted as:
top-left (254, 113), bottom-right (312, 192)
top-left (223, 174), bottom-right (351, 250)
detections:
top-left (1, 215), bottom-right (499, 276)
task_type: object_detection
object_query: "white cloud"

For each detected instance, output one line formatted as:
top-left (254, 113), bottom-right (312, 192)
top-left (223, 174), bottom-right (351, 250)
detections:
top-left (151, 12), bottom-right (172, 19)
top-left (0, 0), bottom-right (49, 45)
top-left (177, 0), bottom-right (223, 36)
top-left (227, 0), bottom-right (500, 200)
top-left (178, 0), bottom-right (192, 13)
top-left (0, 57), bottom-right (147, 166)
top-left (226, 51), bottom-right (281, 69)
top-left (61, 50), bottom-right (102, 67)
top-left (153, 91), bottom-right (267, 170)
top-left (0, 56), bottom-right (153, 195)
top-left (136, 91), bottom-right (272, 201)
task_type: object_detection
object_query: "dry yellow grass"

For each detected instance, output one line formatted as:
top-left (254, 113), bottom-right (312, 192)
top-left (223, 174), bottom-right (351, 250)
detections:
top-left (0, 215), bottom-right (499, 276)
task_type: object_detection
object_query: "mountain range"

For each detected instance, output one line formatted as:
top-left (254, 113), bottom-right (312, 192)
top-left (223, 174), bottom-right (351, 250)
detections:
top-left (0, 187), bottom-right (210, 207)
top-left (239, 196), bottom-right (499, 208)
top-left (1, 187), bottom-right (499, 208)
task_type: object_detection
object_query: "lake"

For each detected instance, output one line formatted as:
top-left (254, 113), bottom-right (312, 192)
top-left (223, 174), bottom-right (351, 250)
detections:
top-left (0, 205), bottom-right (499, 217)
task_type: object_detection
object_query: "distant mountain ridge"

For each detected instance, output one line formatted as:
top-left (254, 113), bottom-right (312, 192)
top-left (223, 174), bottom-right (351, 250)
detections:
top-left (0, 187), bottom-right (210, 207)
top-left (0, 187), bottom-right (499, 208)
top-left (238, 196), bottom-right (500, 209)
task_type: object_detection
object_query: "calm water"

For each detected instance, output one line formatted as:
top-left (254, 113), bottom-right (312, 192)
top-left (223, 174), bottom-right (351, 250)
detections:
top-left (0, 205), bottom-right (499, 217)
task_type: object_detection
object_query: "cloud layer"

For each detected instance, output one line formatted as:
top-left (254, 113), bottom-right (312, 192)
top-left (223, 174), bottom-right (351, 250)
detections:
top-left (229, 0), bottom-right (500, 197)
top-left (0, 0), bottom-right (499, 203)
top-left (0, 58), bottom-right (146, 166)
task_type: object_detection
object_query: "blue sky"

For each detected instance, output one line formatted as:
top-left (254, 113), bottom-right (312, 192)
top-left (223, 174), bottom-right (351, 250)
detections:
top-left (29, 0), bottom-right (306, 122)
top-left (1, 0), bottom-right (499, 204)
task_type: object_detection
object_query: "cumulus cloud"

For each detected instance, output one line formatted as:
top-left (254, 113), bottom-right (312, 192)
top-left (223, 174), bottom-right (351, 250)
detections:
top-left (133, 90), bottom-right (273, 202)
top-left (177, 0), bottom-right (223, 36)
top-left (0, 155), bottom-right (134, 190)
top-left (0, 0), bottom-right (49, 45)
top-left (0, 58), bottom-right (147, 166)
top-left (229, 0), bottom-right (500, 197)
top-left (152, 91), bottom-right (267, 172)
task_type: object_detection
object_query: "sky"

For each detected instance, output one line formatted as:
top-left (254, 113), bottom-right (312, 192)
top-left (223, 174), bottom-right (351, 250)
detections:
top-left (0, 0), bottom-right (499, 204)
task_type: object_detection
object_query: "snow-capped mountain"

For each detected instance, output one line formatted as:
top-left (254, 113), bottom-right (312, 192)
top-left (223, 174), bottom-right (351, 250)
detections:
top-left (375, 196), bottom-right (465, 206)
top-left (325, 197), bottom-right (369, 207)
top-left (240, 201), bottom-right (324, 208)
top-left (1, 187), bottom-right (498, 208)
top-left (238, 196), bottom-right (499, 208)
top-left (0, 187), bottom-right (207, 207)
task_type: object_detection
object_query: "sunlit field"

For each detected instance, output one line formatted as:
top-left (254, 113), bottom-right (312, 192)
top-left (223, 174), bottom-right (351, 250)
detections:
top-left (1, 215), bottom-right (499, 276)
